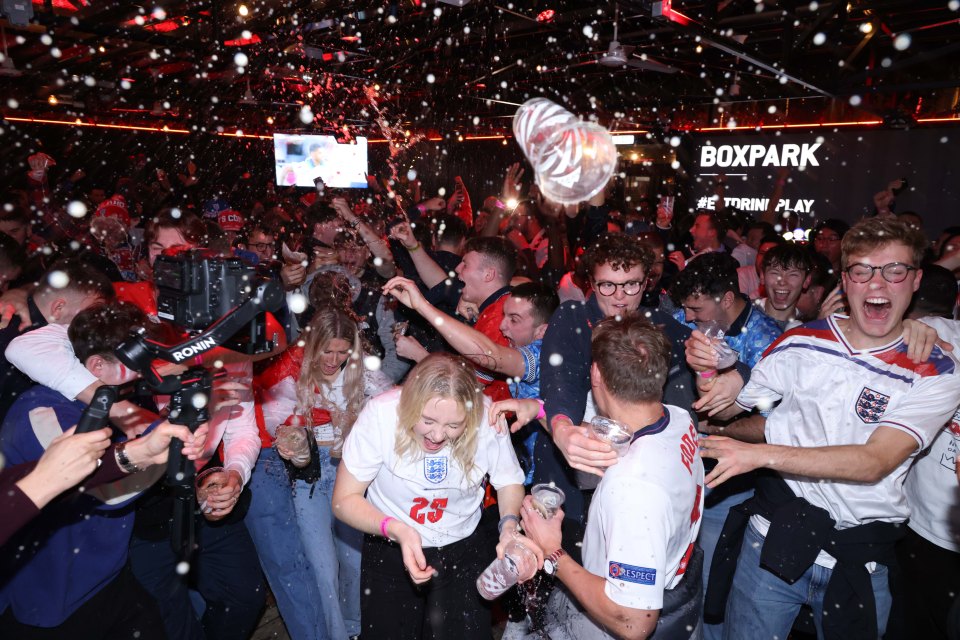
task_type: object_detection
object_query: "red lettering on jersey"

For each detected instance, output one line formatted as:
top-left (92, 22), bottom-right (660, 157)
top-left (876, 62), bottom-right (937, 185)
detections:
top-left (680, 423), bottom-right (698, 475)
top-left (410, 497), bottom-right (448, 524)
top-left (676, 543), bottom-right (695, 576)
top-left (690, 484), bottom-right (702, 527)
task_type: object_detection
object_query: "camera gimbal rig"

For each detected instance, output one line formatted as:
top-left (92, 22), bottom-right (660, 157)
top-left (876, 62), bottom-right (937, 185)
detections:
top-left (76, 276), bottom-right (285, 561)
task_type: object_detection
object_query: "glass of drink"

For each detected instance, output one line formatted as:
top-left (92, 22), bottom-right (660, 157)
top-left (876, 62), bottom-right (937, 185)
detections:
top-left (476, 537), bottom-right (538, 600)
top-left (589, 416), bottom-right (632, 456)
top-left (530, 483), bottom-right (565, 519)
top-left (275, 423), bottom-right (312, 468)
top-left (195, 466), bottom-right (225, 515)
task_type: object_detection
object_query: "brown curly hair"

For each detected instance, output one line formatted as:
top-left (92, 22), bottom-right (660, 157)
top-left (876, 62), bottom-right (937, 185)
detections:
top-left (580, 233), bottom-right (654, 280)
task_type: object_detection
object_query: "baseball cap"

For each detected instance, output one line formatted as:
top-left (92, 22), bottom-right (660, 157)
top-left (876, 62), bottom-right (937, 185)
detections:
top-left (94, 194), bottom-right (131, 226)
top-left (218, 209), bottom-right (244, 232)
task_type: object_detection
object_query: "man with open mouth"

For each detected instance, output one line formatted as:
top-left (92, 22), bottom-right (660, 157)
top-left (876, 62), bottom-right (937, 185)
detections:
top-left (699, 217), bottom-right (960, 640)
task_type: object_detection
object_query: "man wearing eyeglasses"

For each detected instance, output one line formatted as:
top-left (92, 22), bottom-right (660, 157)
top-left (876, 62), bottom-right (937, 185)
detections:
top-left (698, 217), bottom-right (960, 640)
top-left (538, 234), bottom-right (709, 548)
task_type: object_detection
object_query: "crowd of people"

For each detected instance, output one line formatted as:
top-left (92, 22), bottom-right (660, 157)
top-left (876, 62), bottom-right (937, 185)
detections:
top-left (0, 152), bottom-right (959, 640)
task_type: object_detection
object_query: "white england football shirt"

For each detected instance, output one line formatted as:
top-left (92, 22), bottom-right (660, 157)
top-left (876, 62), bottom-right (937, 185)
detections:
top-left (581, 405), bottom-right (705, 611)
top-left (904, 316), bottom-right (960, 552)
top-left (342, 387), bottom-right (525, 548)
top-left (737, 316), bottom-right (960, 536)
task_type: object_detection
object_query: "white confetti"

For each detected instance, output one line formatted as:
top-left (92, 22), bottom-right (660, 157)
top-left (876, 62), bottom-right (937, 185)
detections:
top-left (67, 200), bottom-right (88, 218)
top-left (288, 292), bottom-right (307, 314)
top-left (363, 355), bottom-right (382, 371)
top-left (548, 353), bottom-right (563, 367)
top-left (48, 270), bottom-right (69, 289)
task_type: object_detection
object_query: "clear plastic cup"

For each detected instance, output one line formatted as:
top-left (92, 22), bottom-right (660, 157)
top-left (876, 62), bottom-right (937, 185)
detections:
top-left (533, 121), bottom-right (617, 205)
top-left (275, 423), bottom-right (312, 468)
top-left (476, 538), bottom-right (538, 601)
top-left (696, 320), bottom-right (739, 369)
top-left (512, 98), bottom-right (617, 205)
top-left (589, 416), bottom-right (633, 456)
top-left (530, 484), bottom-right (565, 519)
top-left (195, 466), bottom-right (225, 515)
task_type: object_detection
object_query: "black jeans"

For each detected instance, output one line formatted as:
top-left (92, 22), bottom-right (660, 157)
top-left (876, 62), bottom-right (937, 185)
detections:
top-left (0, 564), bottom-right (166, 640)
top-left (895, 527), bottom-right (960, 640)
top-left (361, 529), bottom-right (492, 640)
top-left (129, 514), bottom-right (266, 640)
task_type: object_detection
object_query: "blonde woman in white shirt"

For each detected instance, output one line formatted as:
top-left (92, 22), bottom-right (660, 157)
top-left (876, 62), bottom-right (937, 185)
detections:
top-left (260, 305), bottom-right (392, 640)
top-left (332, 353), bottom-right (540, 640)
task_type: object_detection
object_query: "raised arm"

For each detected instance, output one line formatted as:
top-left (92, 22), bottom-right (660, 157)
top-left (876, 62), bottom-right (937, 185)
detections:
top-left (389, 222), bottom-right (447, 289)
top-left (383, 277), bottom-right (526, 378)
top-left (332, 197), bottom-right (397, 279)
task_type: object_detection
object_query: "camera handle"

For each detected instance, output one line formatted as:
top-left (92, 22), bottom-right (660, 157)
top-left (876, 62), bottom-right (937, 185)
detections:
top-left (106, 279), bottom-right (284, 561)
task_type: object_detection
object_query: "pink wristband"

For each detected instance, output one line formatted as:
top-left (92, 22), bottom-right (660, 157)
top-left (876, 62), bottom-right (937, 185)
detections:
top-left (535, 400), bottom-right (546, 420)
top-left (380, 516), bottom-right (395, 539)
top-left (698, 369), bottom-right (717, 379)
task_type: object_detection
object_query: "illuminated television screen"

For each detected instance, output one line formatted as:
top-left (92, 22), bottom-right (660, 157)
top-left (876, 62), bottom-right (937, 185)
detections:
top-left (273, 133), bottom-right (368, 188)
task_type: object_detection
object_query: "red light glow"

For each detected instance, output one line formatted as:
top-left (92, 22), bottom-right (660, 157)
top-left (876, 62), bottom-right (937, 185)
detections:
top-left (536, 9), bottom-right (555, 23)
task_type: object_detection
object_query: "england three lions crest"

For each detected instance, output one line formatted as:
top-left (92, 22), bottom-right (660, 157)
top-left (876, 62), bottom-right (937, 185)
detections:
top-left (424, 456), bottom-right (448, 484)
top-left (856, 387), bottom-right (890, 424)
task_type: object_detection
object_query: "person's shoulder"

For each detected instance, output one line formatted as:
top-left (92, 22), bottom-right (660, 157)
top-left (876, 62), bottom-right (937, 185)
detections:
top-left (370, 385), bottom-right (402, 408)
top-left (3, 385), bottom-right (76, 428)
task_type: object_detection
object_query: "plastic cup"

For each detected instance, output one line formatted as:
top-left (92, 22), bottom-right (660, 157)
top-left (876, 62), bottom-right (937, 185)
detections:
top-left (512, 98), bottom-right (617, 205)
top-left (589, 416), bottom-right (633, 456)
top-left (530, 484), bottom-right (565, 519)
top-left (275, 423), bottom-right (311, 468)
top-left (195, 466), bottom-right (225, 514)
top-left (695, 320), bottom-right (739, 369)
top-left (476, 538), bottom-right (538, 601)
top-left (533, 121), bottom-right (617, 205)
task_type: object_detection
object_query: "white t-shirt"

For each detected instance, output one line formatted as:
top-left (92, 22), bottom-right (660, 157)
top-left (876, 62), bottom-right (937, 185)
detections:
top-left (581, 405), bottom-right (704, 611)
top-left (736, 316), bottom-right (960, 563)
top-left (904, 316), bottom-right (960, 552)
top-left (342, 387), bottom-right (525, 548)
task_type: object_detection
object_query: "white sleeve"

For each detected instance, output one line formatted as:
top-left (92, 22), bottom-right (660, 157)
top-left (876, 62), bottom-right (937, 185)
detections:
top-left (342, 395), bottom-right (388, 482)
top-left (735, 346), bottom-right (787, 413)
top-left (482, 395), bottom-right (525, 489)
top-left (879, 372), bottom-right (960, 451)
top-left (260, 376), bottom-right (299, 438)
top-left (602, 479), bottom-right (672, 611)
top-left (205, 362), bottom-right (260, 486)
top-left (5, 324), bottom-right (98, 400)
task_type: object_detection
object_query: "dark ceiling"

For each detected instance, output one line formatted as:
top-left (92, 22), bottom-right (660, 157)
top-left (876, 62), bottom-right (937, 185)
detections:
top-left (1, 0), bottom-right (959, 139)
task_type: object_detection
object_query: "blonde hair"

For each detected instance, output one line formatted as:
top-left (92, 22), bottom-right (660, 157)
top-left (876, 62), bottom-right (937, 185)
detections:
top-left (297, 305), bottom-right (365, 441)
top-left (394, 353), bottom-right (485, 484)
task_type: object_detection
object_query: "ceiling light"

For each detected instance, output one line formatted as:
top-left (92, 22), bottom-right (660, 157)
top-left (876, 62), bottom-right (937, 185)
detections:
top-left (48, 95), bottom-right (58, 105)
top-left (860, 22), bottom-right (873, 33)
top-left (238, 4), bottom-right (249, 16)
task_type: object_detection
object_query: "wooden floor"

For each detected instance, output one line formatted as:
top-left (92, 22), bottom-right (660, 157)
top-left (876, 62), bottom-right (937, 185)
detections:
top-left (251, 591), bottom-right (291, 640)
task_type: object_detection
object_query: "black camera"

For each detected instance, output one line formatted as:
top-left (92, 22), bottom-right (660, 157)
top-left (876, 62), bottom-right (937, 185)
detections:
top-left (155, 249), bottom-right (258, 331)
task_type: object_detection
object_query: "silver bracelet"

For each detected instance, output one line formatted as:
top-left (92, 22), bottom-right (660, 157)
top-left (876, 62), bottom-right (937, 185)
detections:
top-left (114, 441), bottom-right (142, 474)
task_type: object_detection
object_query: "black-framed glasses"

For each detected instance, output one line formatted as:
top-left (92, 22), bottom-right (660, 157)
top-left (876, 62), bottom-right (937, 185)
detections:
top-left (249, 242), bottom-right (276, 252)
top-left (844, 262), bottom-right (917, 284)
top-left (594, 280), bottom-right (644, 296)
